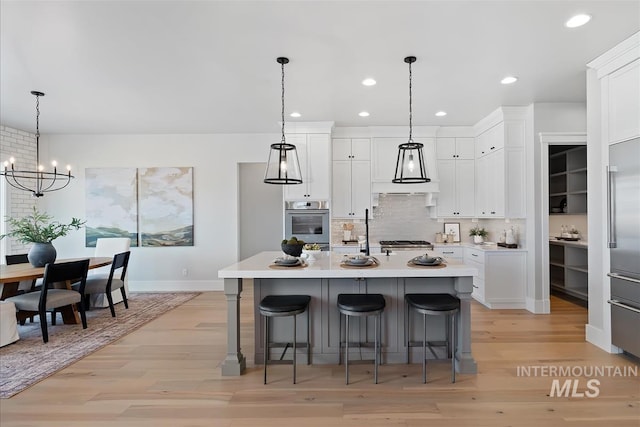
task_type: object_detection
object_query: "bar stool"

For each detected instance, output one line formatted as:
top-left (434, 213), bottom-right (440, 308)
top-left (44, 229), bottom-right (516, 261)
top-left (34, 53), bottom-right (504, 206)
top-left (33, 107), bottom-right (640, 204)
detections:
top-left (405, 293), bottom-right (460, 383)
top-left (259, 295), bottom-right (311, 384)
top-left (337, 293), bottom-right (386, 384)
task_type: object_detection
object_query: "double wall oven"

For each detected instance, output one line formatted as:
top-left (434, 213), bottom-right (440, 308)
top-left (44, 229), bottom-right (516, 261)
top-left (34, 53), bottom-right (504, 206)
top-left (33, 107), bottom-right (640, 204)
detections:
top-left (284, 201), bottom-right (330, 250)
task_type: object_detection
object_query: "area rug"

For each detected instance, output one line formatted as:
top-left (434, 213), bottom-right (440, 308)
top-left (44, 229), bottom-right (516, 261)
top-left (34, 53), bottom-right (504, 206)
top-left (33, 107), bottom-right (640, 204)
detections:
top-left (0, 292), bottom-right (199, 398)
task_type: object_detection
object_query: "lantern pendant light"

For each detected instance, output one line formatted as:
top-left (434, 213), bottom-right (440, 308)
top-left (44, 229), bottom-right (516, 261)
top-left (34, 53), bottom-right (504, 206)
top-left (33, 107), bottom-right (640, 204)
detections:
top-left (393, 56), bottom-right (430, 184)
top-left (1, 91), bottom-right (74, 197)
top-left (264, 57), bottom-right (303, 185)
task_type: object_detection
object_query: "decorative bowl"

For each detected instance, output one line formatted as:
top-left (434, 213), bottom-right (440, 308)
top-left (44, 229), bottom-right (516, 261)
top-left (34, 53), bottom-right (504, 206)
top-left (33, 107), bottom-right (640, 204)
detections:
top-left (281, 242), bottom-right (304, 257)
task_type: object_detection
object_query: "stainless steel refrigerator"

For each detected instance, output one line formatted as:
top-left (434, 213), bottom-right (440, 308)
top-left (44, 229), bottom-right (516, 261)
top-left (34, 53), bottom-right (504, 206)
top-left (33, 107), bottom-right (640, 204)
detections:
top-left (607, 137), bottom-right (640, 358)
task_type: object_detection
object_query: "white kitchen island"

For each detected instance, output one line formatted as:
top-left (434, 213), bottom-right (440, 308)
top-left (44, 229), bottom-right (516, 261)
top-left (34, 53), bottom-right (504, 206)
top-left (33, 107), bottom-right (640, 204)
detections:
top-left (218, 250), bottom-right (478, 376)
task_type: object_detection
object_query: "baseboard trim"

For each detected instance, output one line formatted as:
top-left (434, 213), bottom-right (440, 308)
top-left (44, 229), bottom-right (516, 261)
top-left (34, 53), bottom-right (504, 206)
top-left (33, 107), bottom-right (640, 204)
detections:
top-left (129, 279), bottom-right (223, 292)
top-left (526, 297), bottom-right (550, 314)
top-left (585, 324), bottom-right (620, 354)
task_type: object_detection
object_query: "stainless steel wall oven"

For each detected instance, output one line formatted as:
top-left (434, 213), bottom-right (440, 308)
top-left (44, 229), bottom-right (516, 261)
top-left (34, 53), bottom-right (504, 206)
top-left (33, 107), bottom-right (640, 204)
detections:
top-left (284, 201), bottom-right (330, 249)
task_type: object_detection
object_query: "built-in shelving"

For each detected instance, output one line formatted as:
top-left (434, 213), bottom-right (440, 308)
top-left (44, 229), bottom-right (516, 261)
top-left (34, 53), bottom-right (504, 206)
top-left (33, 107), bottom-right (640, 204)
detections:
top-left (549, 240), bottom-right (588, 301)
top-left (549, 146), bottom-right (587, 214)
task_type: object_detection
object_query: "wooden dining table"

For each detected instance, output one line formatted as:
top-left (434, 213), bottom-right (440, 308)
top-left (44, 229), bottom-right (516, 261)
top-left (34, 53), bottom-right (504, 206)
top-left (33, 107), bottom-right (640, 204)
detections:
top-left (0, 257), bottom-right (113, 324)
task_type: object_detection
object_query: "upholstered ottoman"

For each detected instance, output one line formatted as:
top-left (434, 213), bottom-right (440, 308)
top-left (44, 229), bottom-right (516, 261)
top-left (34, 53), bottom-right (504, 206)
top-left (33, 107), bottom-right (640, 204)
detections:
top-left (0, 300), bottom-right (20, 347)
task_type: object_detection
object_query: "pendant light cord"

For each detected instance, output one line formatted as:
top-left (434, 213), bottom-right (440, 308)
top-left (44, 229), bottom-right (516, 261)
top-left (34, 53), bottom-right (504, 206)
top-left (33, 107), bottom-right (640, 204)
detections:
top-left (408, 60), bottom-right (413, 142)
top-left (281, 60), bottom-right (286, 143)
top-left (35, 93), bottom-right (41, 168)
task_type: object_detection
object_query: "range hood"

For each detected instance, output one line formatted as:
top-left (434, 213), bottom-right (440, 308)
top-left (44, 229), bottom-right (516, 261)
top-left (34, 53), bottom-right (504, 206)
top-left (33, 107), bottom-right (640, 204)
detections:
top-left (371, 181), bottom-right (439, 207)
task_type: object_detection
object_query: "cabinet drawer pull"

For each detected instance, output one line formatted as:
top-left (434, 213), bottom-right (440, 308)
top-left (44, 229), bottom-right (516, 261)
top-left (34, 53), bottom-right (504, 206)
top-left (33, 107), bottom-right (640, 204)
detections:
top-left (442, 251), bottom-right (454, 254)
top-left (471, 253), bottom-right (478, 257)
top-left (473, 285), bottom-right (478, 289)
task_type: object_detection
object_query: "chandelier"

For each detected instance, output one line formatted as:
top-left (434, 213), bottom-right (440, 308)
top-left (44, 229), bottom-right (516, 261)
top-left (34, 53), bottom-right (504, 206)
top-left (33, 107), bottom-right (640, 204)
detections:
top-left (264, 57), bottom-right (303, 185)
top-left (393, 56), bottom-right (430, 184)
top-left (1, 91), bottom-right (74, 197)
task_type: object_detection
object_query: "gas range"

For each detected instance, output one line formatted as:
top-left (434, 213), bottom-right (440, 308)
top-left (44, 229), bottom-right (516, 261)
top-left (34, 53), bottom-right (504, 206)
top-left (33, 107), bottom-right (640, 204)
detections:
top-left (379, 240), bottom-right (434, 252)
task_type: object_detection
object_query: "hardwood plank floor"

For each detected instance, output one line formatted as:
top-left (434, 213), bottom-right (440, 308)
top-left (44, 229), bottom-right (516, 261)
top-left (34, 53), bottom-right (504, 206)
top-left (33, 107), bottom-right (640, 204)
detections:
top-left (1, 286), bottom-right (638, 426)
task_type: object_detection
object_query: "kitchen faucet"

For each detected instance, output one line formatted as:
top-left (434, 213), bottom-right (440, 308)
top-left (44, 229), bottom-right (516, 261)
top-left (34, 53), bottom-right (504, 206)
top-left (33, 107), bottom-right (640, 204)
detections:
top-left (364, 208), bottom-right (370, 256)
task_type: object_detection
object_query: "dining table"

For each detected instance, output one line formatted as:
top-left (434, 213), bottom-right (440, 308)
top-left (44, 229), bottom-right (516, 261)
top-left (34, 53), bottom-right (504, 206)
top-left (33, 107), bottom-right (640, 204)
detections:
top-left (0, 257), bottom-right (113, 324)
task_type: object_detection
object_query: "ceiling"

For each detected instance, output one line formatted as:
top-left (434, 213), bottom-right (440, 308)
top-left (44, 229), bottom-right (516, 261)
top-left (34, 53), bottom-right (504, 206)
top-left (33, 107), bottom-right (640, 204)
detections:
top-left (1, 0), bottom-right (639, 135)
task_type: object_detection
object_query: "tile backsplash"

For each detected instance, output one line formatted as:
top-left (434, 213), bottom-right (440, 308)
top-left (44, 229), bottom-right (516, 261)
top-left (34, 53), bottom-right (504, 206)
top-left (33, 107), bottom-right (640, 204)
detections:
top-left (332, 194), bottom-right (526, 246)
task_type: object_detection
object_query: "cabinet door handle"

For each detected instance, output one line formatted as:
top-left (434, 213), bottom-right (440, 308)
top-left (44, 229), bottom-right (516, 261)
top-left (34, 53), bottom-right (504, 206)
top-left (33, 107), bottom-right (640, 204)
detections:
top-left (490, 146), bottom-right (495, 150)
top-left (471, 253), bottom-right (478, 257)
top-left (473, 285), bottom-right (478, 289)
top-left (608, 299), bottom-right (640, 314)
top-left (442, 251), bottom-right (454, 254)
top-left (607, 166), bottom-right (617, 248)
top-left (608, 273), bottom-right (640, 284)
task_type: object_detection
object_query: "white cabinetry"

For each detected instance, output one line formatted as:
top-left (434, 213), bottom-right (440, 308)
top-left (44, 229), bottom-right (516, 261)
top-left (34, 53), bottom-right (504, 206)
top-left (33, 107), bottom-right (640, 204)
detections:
top-left (474, 108), bottom-right (526, 218)
top-left (436, 138), bottom-right (475, 217)
top-left (433, 245), bottom-right (464, 262)
top-left (606, 59), bottom-right (640, 143)
top-left (332, 138), bottom-right (371, 218)
top-left (284, 134), bottom-right (331, 201)
top-left (465, 247), bottom-right (527, 309)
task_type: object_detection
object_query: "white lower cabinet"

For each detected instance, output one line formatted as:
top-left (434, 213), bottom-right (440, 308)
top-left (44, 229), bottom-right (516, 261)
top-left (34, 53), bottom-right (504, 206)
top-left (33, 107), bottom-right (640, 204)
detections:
top-left (464, 247), bottom-right (526, 309)
top-left (433, 245), bottom-right (464, 262)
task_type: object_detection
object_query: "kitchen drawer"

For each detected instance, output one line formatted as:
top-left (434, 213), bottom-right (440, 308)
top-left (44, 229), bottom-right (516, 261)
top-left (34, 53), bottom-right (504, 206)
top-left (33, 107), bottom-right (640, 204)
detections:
top-left (472, 276), bottom-right (485, 303)
top-left (435, 246), bottom-right (464, 261)
top-left (465, 247), bottom-right (485, 264)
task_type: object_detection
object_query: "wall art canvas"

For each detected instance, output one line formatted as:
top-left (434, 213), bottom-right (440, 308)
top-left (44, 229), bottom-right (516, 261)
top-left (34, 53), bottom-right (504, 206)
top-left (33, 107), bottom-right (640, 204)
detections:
top-left (138, 167), bottom-right (193, 246)
top-left (85, 168), bottom-right (138, 247)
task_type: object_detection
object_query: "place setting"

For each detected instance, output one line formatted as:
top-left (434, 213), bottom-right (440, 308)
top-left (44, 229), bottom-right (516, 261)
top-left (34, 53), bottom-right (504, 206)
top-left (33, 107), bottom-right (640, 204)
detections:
top-left (407, 253), bottom-right (447, 269)
top-left (269, 255), bottom-right (308, 269)
top-left (340, 254), bottom-right (380, 269)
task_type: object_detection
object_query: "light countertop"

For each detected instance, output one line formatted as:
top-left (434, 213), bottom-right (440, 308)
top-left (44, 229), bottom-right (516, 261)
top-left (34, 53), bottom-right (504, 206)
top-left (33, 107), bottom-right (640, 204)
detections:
top-left (218, 250), bottom-right (477, 279)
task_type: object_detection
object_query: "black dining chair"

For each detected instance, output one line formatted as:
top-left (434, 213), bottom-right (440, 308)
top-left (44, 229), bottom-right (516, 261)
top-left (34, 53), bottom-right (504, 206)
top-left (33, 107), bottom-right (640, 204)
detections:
top-left (75, 251), bottom-right (131, 317)
top-left (5, 259), bottom-right (90, 343)
top-left (5, 254), bottom-right (39, 324)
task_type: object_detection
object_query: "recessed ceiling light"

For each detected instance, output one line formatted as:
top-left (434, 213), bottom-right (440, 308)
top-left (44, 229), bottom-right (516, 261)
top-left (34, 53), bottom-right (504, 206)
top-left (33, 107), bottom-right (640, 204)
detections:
top-left (362, 78), bottom-right (376, 86)
top-left (435, 111), bottom-right (447, 117)
top-left (359, 111), bottom-right (370, 117)
top-left (565, 14), bottom-right (591, 28)
top-left (290, 112), bottom-right (301, 118)
top-left (501, 76), bottom-right (518, 85)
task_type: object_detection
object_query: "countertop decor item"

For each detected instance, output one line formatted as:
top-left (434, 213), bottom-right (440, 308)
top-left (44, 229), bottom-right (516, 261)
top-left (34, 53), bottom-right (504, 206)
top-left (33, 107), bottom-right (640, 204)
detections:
top-left (469, 226), bottom-right (488, 244)
top-left (444, 222), bottom-right (461, 243)
top-left (1, 91), bottom-right (74, 197)
top-left (0, 207), bottom-right (86, 267)
top-left (393, 56), bottom-right (429, 184)
top-left (264, 57), bottom-right (303, 185)
top-left (281, 237), bottom-right (305, 257)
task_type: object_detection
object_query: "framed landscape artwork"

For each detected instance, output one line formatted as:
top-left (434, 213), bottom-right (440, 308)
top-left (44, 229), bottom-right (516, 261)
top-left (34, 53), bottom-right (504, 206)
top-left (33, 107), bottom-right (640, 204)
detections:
top-left (85, 168), bottom-right (139, 247)
top-left (138, 167), bottom-right (194, 247)
top-left (444, 222), bottom-right (461, 243)
top-left (85, 167), bottom-right (193, 247)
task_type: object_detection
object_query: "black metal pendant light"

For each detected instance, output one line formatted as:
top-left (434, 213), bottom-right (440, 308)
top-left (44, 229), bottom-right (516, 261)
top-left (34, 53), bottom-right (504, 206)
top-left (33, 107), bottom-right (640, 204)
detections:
top-left (1, 91), bottom-right (74, 197)
top-left (264, 57), bottom-right (303, 185)
top-left (393, 56), bottom-right (430, 184)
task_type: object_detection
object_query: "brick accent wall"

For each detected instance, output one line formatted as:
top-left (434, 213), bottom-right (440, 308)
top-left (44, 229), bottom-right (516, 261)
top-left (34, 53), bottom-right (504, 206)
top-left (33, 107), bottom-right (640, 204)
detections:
top-left (1, 125), bottom-right (37, 256)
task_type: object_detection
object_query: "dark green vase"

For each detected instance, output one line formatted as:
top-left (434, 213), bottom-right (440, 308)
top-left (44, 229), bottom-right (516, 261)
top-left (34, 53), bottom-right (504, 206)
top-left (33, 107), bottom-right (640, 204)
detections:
top-left (28, 242), bottom-right (57, 267)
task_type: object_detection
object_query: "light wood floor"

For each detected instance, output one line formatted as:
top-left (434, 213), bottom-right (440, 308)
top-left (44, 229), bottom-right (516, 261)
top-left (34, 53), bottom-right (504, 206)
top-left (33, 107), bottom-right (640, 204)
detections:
top-left (1, 287), bottom-right (638, 426)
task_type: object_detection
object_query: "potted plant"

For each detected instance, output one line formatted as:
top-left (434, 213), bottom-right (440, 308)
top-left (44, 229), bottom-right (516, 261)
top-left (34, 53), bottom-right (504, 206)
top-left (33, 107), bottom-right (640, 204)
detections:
top-left (0, 207), bottom-right (85, 267)
top-left (469, 226), bottom-right (488, 244)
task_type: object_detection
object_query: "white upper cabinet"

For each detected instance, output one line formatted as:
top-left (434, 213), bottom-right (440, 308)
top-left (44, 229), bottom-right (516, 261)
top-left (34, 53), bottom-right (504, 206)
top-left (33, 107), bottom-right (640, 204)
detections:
top-left (588, 32), bottom-right (640, 144)
top-left (436, 137), bottom-right (474, 160)
top-left (332, 138), bottom-right (371, 218)
top-left (473, 108), bottom-right (527, 218)
top-left (436, 158), bottom-right (475, 217)
top-left (606, 59), bottom-right (640, 143)
top-left (284, 134), bottom-right (331, 201)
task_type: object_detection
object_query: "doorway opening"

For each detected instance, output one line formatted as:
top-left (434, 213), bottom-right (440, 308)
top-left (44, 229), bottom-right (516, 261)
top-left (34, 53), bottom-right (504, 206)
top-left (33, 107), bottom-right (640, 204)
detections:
top-left (540, 133), bottom-right (587, 311)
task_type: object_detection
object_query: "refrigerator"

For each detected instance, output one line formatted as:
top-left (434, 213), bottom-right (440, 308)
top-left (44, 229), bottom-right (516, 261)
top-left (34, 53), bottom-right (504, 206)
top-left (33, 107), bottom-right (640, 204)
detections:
top-left (607, 137), bottom-right (640, 358)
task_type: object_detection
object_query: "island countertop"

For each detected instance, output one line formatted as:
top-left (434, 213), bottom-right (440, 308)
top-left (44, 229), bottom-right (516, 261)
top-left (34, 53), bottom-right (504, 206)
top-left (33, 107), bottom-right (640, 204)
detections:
top-left (218, 250), bottom-right (477, 279)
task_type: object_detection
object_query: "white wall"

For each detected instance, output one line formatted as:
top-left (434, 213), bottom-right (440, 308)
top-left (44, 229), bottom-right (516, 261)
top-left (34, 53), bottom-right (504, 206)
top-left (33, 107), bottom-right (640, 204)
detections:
top-left (39, 132), bottom-right (279, 291)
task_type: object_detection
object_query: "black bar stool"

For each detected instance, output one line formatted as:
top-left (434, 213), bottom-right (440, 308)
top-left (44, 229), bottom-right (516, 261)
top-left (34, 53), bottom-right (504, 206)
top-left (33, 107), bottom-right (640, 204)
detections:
top-left (337, 293), bottom-right (386, 384)
top-left (405, 293), bottom-right (460, 383)
top-left (259, 295), bottom-right (311, 384)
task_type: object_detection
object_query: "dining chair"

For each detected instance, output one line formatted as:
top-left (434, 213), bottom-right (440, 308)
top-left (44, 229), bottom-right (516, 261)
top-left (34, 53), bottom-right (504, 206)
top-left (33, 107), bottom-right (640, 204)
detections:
top-left (5, 259), bottom-right (90, 343)
top-left (77, 251), bottom-right (131, 317)
top-left (88, 238), bottom-right (131, 308)
top-left (5, 254), bottom-right (40, 325)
